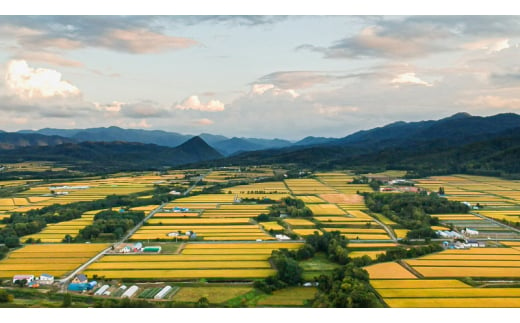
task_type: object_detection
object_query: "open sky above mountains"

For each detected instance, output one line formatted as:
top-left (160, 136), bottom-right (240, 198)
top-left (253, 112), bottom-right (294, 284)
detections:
top-left (1, 15), bottom-right (520, 139)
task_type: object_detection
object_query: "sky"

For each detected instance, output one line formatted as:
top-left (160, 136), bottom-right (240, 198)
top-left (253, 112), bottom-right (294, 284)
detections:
top-left (1, 9), bottom-right (520, 140)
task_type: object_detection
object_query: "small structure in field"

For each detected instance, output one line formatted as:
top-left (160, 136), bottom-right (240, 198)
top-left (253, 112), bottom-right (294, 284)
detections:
top-left (72, 274), bottom-right (88, 284)
top-left (38, 273), bottom-right (54, 285)
top-left (12, 274), bottom-right (34, 284)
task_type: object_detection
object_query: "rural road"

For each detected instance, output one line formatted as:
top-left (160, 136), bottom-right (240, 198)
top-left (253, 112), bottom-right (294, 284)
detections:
top-left (58, 202), bottom-right (166, 287)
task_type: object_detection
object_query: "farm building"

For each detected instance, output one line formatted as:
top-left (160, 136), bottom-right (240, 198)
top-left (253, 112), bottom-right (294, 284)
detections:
top-left (72, 274), bottom-right (88, 284)
top-left (12, 274), bottom-right (35, 284)
top-left (142, 246), bottom-right (161, 253)
top-left (38, 273), bottom-right (54, 285)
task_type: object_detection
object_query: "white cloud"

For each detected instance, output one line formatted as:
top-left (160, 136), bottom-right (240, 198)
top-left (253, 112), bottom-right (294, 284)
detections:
top-left (5, 60), bottom-right (81, 99)
top-left (94, 101), bottom-right (123, 113)
top-left (315, 104), bottom-right (359, 116)
top-left (195, 118), bottom-right (214, 125)
top-left (462, 38), bottom-right (510, 53)
top-left (391, 72), bottom-right (433, 87)
top-left (250, 83), bottom-right (299, 98)
top-left (175, 95), bottom-right (225, 111)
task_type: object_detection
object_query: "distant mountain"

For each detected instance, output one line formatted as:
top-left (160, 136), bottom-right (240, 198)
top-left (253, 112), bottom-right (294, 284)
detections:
top-left (204, 112), bottom-right (520, 176)
top-left (0, 133), bottom-right (74, 150)
top-left (334, 112), bottom-right (520, 149)
top-left (212, 137), bottom-right (265, 156)
top-left (174, 136), bottom-right (223, 161)
top-left (0, 136), bottom-right (222, 171)
top-left (16, 127), bottom-right (292, 152)
top-left (293, 136), bottom-right (336, 147)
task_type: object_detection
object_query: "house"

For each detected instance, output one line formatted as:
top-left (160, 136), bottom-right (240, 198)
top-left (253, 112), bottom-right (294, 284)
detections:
top-left (13, 274), bottom-right (35, 284)
top-left (72, 274), bottom-right (88, 284)
top-left (38, 273), bottom-right (54, 285)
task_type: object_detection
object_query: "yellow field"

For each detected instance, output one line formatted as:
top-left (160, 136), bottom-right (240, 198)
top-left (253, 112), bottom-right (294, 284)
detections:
top-left (385, 298), bottom-right (520, 308)
top-left (349, 251), bottom-right (385, 260)
top-left (349, 243), bottom-right (398, 249)
top-left (183, 242), bottom-right (303, 249)
top-left (0, 243), bottom-right (109, 278)
top-left (406, 260), bottom-right (520, 267)
top-left (322, 228), bottom-right (387, 234)
top-left (147, 218), bottom-right (251, 225)
top-left (307, 204), bottom-right (346, 216)
top-left (364, 262), bottom-right (417, 279)
top-left (261, 222), bottom-right (285, 231)
top-left (298, 196), bottom-right (325, 204)
top-left (414, 266), bottom-right (520, 277)
top-left (421, 254), bottom-right (520, 261)
top-left (88, 260), bottom-right (271, 270)
top-left (283, 218), bottom-right (315, 227)
top-left (440, 248), bottom-right (520, 255)
top-left (153, 212), bottom-right (200, 218)
top-left (293, 229), bottom-right (322, 236)
top-left (164, 203), bottom-right (218, 209)
top-left (129, 205), bottom-right (160, 211)
top-left (370, 279), bottom-right (471, 289)
top-left (344, 234), bottom-right (391, 240)
top-left (99, 254), bottom-right (270, 262)
top-left (82, 268), bottom-right (276, 279)
top-left (394, 229), bottom-right (410, 239)
top-left (318, 194), bottom-right (364, 204)
top-left (172, 195), bottom-right (236, 203)
top-left (502, 241), bottom-right (520, 247)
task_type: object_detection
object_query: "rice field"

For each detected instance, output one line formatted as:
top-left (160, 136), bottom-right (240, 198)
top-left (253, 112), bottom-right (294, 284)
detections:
top-left (307, 204), bottom-right (346, 216)
top-left (0, 243), bottom-right (109, 278)
top-left (257, 287), bottom-right (317, 306)
top-left (173, 286), bottom-right (253, 303)
top-left (385, 298), bottom-right (520, 308)
top-left (370, 279), bottom-right (471, 289)
top-left (364, 262), bottom-right (417, 279)
top-left (82, 268), bottom-right (276, 279)
top-left (283, 218), bottom-right (315, 227)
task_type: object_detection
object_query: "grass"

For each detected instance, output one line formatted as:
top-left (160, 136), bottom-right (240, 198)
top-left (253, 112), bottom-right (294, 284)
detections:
top-left (299, 253), bottom-right (341, 273)
top-left (172, 286), bottom-right (252, 303)
top-left (256, 287), bottom-right (317, 306)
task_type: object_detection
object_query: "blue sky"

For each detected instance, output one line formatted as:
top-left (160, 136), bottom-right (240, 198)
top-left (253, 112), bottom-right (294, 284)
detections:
top-left (1, 12), bottom-right (520, 140)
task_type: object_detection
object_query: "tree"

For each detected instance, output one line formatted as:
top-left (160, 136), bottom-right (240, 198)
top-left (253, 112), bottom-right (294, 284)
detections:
top-left (438, 187), bottom-right (445, 195)
top-left (0, 289), bottom-right (13, 303)
top-left (62, 293), bottom-right (72, 307)
top-left (195, 297), bottom-right (209, 308)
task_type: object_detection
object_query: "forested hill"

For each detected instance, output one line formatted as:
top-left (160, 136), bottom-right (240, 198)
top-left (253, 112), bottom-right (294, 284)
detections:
top-left (0, 136), bottom-right (222, 172)
top-left (199, 126), bottom-right (520, 178)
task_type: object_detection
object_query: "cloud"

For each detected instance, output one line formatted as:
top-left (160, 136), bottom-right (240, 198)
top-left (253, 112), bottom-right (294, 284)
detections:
top-left (250, 83), bottom-right (299, 98)
top-left (194, 118), bottom-right (214, 125)
top-left (0, 17), bottom-right (198, 56)
top-left (96, 28), bottom-right (198, 54)
top-left (391, 72), bottom-right (433, 87)
top-left (94, 101), bottom-right (123, 113)
top-left (5, 60), bottom-right (81, 99)
top-left (315, 104), bottom-right (359, 117)
top-left (297, 16), bottom-right (520, 60)
top-left (459, 95), bottom-right (520, 109)
top-left (16, 51), bottom-right (84, 67)
top-left (257, 71), bottom-right (339, 89)
top-left (462, 38), bottom-right (510, 53)
top-left (175, 95), bottom-right (225, 112)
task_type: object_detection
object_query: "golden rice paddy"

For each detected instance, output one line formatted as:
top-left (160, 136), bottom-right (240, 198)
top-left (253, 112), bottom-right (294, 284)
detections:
top-left (364, 262), bottom-right (417, 279)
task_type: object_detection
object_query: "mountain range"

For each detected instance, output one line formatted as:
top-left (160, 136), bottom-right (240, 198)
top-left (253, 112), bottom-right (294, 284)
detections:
top-left (3, 112), bottom-right (520, 176)
top-left (17, 126), bottom-right (293, 156)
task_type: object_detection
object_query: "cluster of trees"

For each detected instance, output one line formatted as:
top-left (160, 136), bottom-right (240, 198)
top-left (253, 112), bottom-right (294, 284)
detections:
top-left (365, 192), bottom-right (469, 239)
top-left (0, 183), bottom-right (177, 249)
top-left (281, 197), bottom-right (313, 218)
top-left (77, 210), bottom-right (145, 241)
top-left (350, 176), bottom-right (382, 191)
top-left (312, 264), bottom-right (382, 307)
top-left (0, 289), bottom-right (14, 303)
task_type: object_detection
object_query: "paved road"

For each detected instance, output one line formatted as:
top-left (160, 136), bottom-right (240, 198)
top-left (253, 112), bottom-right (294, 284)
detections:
top-left (58, 203), bottom-right (166, 287)
top-left (182, 170), bottom-right (211, 196)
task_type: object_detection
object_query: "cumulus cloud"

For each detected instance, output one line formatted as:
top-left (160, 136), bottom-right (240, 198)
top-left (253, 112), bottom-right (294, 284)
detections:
top-left (94, 101), bottom-right (123, 113)
top-left (391, 72), bottom-right (433, 87)
top-left (5, 60), bottom-right (81, 99)
top-left (194, 118), bottom-right (214, 125)
top-left (250, 83), bottom-right (299, 98)
top-left (175, 95), bottom-right (225, 112)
